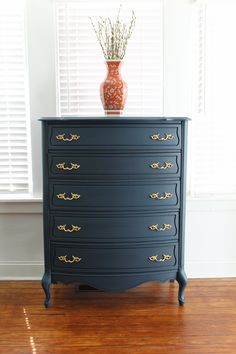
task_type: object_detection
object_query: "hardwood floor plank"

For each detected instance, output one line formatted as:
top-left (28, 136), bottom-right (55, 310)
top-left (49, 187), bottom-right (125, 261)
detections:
top-left (0, 279), bottom-right (236, 353)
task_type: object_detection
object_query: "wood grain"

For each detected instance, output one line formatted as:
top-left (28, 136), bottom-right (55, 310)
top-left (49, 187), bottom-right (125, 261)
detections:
top-left (0, 279), bottom-right (236, 353)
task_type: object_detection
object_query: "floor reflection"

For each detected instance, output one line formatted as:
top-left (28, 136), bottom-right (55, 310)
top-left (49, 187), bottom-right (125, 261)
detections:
top-left (23, 308), bottom-right (37, 353)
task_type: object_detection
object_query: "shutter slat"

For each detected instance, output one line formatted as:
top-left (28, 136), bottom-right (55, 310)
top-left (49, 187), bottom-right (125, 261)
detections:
top-left (190, 0), bottom-right (236, 196)
top-left (0, 1), bottom-right (31, 194)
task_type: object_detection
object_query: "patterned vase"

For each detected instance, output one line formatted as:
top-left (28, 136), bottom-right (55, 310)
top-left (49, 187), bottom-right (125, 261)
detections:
top-left (100, 60), bottom-right (128, 115)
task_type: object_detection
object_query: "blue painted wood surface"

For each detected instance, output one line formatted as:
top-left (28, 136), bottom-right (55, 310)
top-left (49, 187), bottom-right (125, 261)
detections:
top-left (40, 117), bottom-right (189, 307)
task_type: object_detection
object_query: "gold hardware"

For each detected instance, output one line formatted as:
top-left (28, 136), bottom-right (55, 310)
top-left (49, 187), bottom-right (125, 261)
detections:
top-left (58, 255), bottom-right (82, 263)
top-left (56, 133), bottom-right (80, 142)
top-left (148, 254), bottom-right (172, 262)
top-left (150, 162), bottom-right (173, 170)
top-left (149, 192), bottom-right (173, 200)
top-left (149, 224), bottom-right (172, 231)
top-left (150, 133), bottom-right (174, 141)
top-left (57, 224), bottom-right (81, 233)
top-left (56, 162), bottom-right (81, 171)
top-left (56, 193), bottom-right (80, 201)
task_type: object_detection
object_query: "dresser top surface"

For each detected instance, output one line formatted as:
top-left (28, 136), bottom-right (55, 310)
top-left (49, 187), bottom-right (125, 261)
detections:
top-left (39, 116), bottom-right (190, 123)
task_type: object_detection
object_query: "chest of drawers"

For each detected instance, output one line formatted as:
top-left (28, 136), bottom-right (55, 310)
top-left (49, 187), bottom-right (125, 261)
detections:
top-left (40, 117), bottom-right (189, 307)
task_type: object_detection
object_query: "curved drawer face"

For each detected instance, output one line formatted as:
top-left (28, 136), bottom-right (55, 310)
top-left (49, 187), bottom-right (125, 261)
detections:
top-left (50, 182), bottom-right (180, 210)
top-left (49, 125), bottom-right (181, 149)
top-left (52, 243), bottom-right (178, 273)
top-left (49, 153), bottom-right (180, 178)
top-left (51, 213), bottom-right (179, 241)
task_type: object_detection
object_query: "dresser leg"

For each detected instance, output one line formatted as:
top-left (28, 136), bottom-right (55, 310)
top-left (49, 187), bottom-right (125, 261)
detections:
top-left (177, 269), bottom-right (187, 305)
top-left (42, 273), bottom-right (51, 308)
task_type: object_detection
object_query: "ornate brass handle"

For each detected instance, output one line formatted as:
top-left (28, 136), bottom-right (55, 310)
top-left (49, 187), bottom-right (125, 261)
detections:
top-left (58, 255), bottom-right (82, 263)
top-left (56, 133), bottom-right (80, 142)
top-left (149, 223), bottom-right (172, 231)
top-left (57, 224), bottom-right (81, 233)
top-left (56, 162), bottom-right (81, 171)
top-left (148, 254), bottom-right (172, 262)
top-left (56, 193), bottom-right (80, 201)
top-left (150, 162), bottom-right (173, 170)
top-left (149, 192), bottom-right (173, 200)
top-left (150, 133), bottom-right (174, 141)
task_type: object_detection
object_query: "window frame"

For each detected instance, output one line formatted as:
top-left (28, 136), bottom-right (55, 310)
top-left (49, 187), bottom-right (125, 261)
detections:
top-left (3, 0), bottom-right (235, 202)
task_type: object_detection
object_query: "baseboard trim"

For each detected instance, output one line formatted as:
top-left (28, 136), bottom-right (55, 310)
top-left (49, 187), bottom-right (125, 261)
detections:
top-left (0, 261), bottom-right (43, 280)
top-left (0, 261), bottom-right (236, 280)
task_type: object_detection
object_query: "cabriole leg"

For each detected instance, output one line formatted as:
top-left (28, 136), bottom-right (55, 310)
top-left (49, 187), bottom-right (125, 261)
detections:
top-left (42, 273), bottom-right (51, 308)
top-left (177, 269), bottom-right (187, 305)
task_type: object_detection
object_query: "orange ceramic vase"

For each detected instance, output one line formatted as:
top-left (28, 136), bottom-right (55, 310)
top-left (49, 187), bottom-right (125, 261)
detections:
top-left (100, 60), bottom-right (128, 115)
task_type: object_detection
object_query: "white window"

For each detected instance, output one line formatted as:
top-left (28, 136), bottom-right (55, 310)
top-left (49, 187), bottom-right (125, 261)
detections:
top-left (0, 0), bottom-right (32, 195)
top-left (55, 0), bottom-right (163, 116)
top-left (190, 0), bottom-right (236, 198)
top-left (55, 0), bottom-right (235, 199)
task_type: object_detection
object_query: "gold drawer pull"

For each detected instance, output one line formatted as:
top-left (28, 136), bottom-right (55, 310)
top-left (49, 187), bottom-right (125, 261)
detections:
top-left (150, 133), bottom-right (174, 141)
top-left (56, 193), bottom-right (80, 201)
top-left (57, 224), bottom-right (81, 233)
top-left (150, 162), bottom-right (173, 170)
top-left (56, 133), bottom-right (80, 142)
top-left (58, 255), bottom-right (82, 263)
top-left (149, 192), bottom-right (173, 200)
top-left (148, 254), bottom-right (172, 262)
top-left (56, 162), bottom-right (81, 171)
top-left (149, 223), bottom-right (172, 231)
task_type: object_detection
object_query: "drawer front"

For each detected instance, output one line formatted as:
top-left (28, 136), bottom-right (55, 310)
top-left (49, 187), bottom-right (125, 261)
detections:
top-left (52, 243), bottom-right (178, 272)
top-left (48, 125), bottom-right (181, 149)
top-left (50, 182), bottom-right (180, 209)
top-left (49, 153), bottom-right (181, 178)
top-left (51, 212), bottom-right (179, 241)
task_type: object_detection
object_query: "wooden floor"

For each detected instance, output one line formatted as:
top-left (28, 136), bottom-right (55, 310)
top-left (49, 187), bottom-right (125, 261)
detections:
top-left (0, 279), bottom-right (236, 354)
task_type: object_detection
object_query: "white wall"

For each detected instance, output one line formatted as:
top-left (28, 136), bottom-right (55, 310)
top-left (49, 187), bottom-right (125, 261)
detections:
top-left (0, 203), bottom-right (43, 279)
top-left (186, 200), bottom-right (236, 277)
top-left (0, 0), bottom-right (235, 279)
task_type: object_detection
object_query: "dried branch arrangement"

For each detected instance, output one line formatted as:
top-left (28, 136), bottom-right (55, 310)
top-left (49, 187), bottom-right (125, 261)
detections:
top-left (90, 6), bottom-right (136, 60)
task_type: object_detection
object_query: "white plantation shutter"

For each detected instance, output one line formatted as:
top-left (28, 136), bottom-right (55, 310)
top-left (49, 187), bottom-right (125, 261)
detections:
top-left (55, 0), bottom-right (163, 115)
top-left (190, 0), bottom-right (236, 197)
top-left (0, 0), bottom-right (32, 195)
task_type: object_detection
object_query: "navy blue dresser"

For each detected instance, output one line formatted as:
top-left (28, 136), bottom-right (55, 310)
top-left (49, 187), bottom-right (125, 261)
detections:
top-left (40, 117), bottom-right (189, 307)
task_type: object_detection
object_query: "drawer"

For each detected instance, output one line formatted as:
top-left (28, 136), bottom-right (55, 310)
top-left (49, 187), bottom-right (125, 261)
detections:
top-left (52, 242), bottom-right (178, 273)
top-left (50, 182), bottom-right (180, 210)
top-left (48, 125), bottom-right (181, 149)
top-left (50, 212), bottom-right (179, 241)
top-left (49, 153), bottom-right (181, 178)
